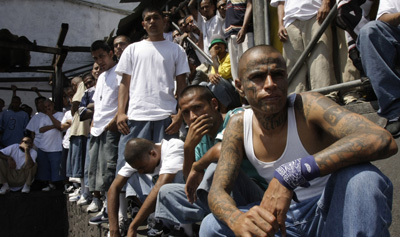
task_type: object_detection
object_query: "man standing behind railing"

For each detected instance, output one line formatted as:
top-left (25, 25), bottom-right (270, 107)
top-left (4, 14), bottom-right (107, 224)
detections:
top-left (270, 0), bottom-right (337, 95)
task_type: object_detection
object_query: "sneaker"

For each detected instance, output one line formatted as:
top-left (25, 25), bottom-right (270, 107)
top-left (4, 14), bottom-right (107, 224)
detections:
top-left (64, 184), bottom-right (75, 194)
top-left (21, 184), bottom-right (30, 193)
top-left (119, 217), bottom-right (132, 236)
top-left (147, 215), bottom-right (164, 237)
top-left (69, 194), bottom-right (80, 202)
top-left (77, 195), bottom-right (92, 206)
top-left (87, 198), bottom-right (102, 213)
top-left (0, 184), bottom-right (10, 195)
top-left (42, 183), bottom-right (56, 191)
top-left (68, 187), bottom-right (81, 197)
top-left (89, 208), bottom-right (108, 225)
top-left (386, 119), bottom-right (400, 138)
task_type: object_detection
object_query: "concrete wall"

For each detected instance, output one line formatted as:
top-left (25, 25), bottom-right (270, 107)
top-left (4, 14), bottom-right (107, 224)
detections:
top-left (0, 0), bottom-right (137, 112)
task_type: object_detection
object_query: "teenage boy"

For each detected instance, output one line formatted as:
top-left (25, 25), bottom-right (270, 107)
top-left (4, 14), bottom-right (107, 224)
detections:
top-left (108, 137), bottom-right (184, 237)
top-left (87, 40), bottom-right (120, 220)
top-left (115, 7), bottom-right (189, 230)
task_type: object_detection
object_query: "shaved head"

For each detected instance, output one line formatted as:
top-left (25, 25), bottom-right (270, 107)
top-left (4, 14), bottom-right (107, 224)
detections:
top-left (238, 45), bottom-right (286, 81)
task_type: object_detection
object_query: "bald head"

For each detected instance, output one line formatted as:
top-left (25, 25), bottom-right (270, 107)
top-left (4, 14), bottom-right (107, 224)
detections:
top-left (238, 45), bottom-right (286, 81)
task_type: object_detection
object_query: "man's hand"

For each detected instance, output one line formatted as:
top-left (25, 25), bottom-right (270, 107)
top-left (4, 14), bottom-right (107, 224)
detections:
top-left (185, 163), bottom-right (204, 204)
top-left (165, 114), bottom-right (182, 135)
top-left (236, 28), bottom-right (247, 44)
top-left (106, 117), bottom-right (119, 133)
top-left (117, 113), bottom-right (130, 135)
top-left (11, 85), bottom-right (17, 92)
top-left (278, 26), bottom-right (288, 42)
top-left (19, 142), bottom-right (30, 152)
top-left (260, 178), bottom-right (293, 236)
top-left (208, 74), bottom-right (221, 85)
top-left (7, 157), bottom-right (16, 169)
top-left (317, 2), bottom-right (330, 24)
top-left (185, 114), bottom-right (214, 147)
top-left (230, 207), bottom-right (279, 237)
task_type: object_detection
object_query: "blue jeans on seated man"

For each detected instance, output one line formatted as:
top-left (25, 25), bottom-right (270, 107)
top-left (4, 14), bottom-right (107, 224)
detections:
top-left (199, 163), bottom-right (393, 237)
top-left (357, 20), bottom-right (400, 121)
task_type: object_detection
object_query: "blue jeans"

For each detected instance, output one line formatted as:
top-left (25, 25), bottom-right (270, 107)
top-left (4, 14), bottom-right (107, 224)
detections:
top-left (357, 20), bottom-right (400, 120)
top-left (199, 163), bottom-right (393, 237)
top-left (36, 149), bottom-right (64, 182)
top-left (66, 136), bottom-right (87, 178)
top-left (155, 163), bottom-right (265, 225)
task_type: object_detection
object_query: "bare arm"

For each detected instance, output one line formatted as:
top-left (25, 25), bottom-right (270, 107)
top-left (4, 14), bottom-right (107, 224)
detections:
top-left (188, 0), bottom-right (198, 22)
top-left (20, 143), bottom-right (34, 169)
top-left (127, 173), bottom-right (176, 236)
top-left (236, 0), bottom-right (253, 44)
top-left (185, 143), bottom-right (221, 203)
top-left (317, 0), bottom-right (331, 24)
top-left (277, 2), bottom-right (287, 42)
top-left (378, 12), bottom-right (400, 27)
top-left (47, 113), bottom-right (62, 130)
top-left (71, 101), bottom-right (80, 116)
top-left (165, 74), bottom-right (187, 135)
top-left (302, 92), bottom-right (397, 175)
top-left (0, 152), bottom-right (16, 169)
top-left (182, 114), bottom-right (214, 179)
top-left (117, 74), bottom-right (131, 135)
top-left (108, 175), bottom-right (129, 237)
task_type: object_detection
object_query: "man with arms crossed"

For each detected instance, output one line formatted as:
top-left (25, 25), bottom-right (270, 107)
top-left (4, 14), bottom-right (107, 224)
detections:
top-left (201, 45), bottom-right (397, 236)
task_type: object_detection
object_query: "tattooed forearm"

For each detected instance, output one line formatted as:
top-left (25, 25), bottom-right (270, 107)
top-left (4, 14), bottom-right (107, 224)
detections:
top-left (208, 114), bottom-right (245, 227)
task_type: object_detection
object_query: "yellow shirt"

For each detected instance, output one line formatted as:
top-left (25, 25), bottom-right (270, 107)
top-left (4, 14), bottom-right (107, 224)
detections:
top-left (211, 52), bottom-right (232, 80)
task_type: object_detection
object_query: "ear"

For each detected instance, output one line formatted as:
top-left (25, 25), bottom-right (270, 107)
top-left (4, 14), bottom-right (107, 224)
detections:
top-left (108, 50), bottom-right (114, 58)
top-left (235, 78), bottom-right (245, 98)
top-left (211, 97), bottom-right (219, 111)
top-left (142, 21), bottom-right (145, 29)
top-left (149, 149), bottom-right (157, 158)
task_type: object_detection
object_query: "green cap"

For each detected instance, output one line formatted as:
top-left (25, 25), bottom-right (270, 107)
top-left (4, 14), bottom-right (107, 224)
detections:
top-left (209, 38), bottom-right (227, 50)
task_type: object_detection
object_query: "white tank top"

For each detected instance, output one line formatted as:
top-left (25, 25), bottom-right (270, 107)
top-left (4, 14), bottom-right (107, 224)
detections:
top-left (243, 94), bottom-right (329, 201)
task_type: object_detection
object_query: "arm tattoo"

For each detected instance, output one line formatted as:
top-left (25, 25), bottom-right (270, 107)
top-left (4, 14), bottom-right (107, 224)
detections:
top-left (208, 114), bottom-right (245, 226)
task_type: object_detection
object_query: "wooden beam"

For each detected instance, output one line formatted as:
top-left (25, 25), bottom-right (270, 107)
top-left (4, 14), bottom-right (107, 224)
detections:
top-left (0, 77), bottom-right (49, 82)
top-left (2, 66), bottom-right (54, 73)
top-left (0, 87), bottom-right (51, 92)
top-left (0, 41), bottom-right (61, 54)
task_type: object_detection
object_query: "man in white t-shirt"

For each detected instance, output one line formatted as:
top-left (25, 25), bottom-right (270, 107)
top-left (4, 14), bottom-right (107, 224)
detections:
top-left (0, 137), bottom-right (37, 194)
top-left (270, 0), bottom-right (336, 93)
top-left (87, 40), bottom-right (121, 217)
top-left (107, 138), bottom-right (184, 237)
top-left (36, 99), bottom-right (64, 191)
top-left (115, 8), bottom-right (188, 229)
top-left (188, 0), bottom-right (225, 59)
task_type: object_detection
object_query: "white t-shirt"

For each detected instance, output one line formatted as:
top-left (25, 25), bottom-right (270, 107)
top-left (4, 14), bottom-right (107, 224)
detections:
top-left (270, 0), bottom-right (322, 28)
top-left (377, 0), bottom-right (400, 20)
top-left (61, 110), bottom-right (73, 149)
top-left (38, 112), bottom-right (64, 152)
top-left (163, 32), bottom-right (174, 42)
top-left (116, 40), bottom-right (189, 121)
top-left (118, 138), bottom-right (184, 178)
top-left (91, 64), bottom-right (120, 137)
top-left (1, 144), bottom-right (37, 170)
top-left (26, 112), bottom-right (47, 149)
top-left (196, 13), bottom-right (225, 57)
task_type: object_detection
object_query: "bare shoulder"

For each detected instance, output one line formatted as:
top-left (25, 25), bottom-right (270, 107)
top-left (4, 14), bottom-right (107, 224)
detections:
top-left (297, 92), bottom-right (386, 138)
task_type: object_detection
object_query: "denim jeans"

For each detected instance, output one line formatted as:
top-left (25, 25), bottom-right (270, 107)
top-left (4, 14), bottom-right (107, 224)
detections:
top-left (66, 136), bottom-right (87, 178)
top-left (155, 163), bottom-right (265, 225)
top-left (199, 163), bottom-right (393, 237)
top-left (357, 20), bottom-right (400, 120)
top-left (36, 149), bottom-right (64, 182)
